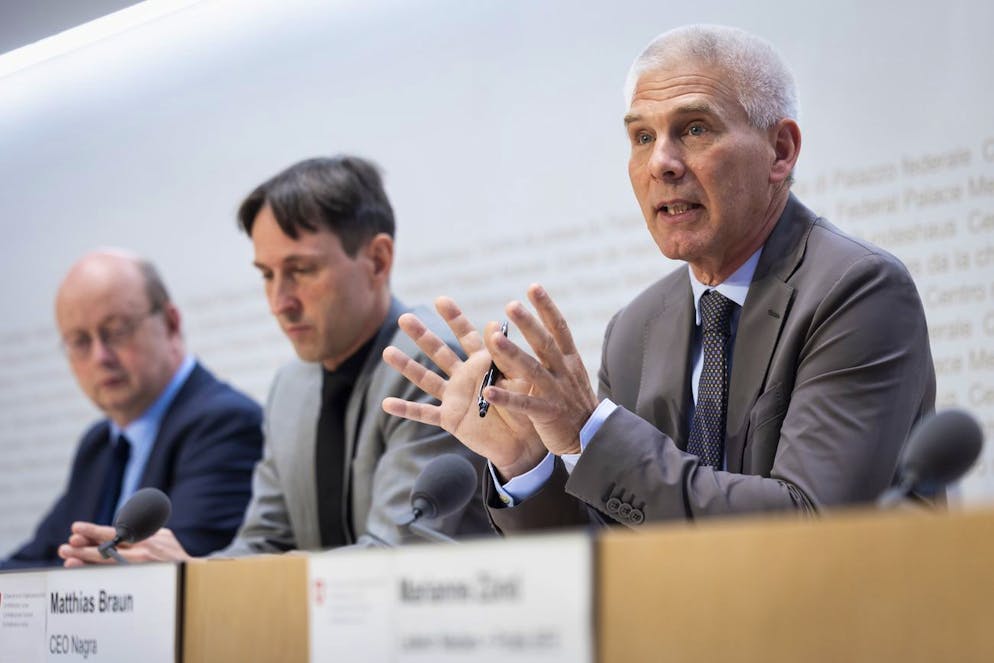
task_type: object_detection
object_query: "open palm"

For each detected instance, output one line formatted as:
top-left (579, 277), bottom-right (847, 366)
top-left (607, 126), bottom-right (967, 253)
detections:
top-left (381, 298), bottom-right (547, 479)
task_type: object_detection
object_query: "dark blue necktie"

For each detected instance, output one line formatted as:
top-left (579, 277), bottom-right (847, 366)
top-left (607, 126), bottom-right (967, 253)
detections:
top-left (97, 434), bottom-right (131, 525)
top-left (687, 290), bottom-right (736, 468)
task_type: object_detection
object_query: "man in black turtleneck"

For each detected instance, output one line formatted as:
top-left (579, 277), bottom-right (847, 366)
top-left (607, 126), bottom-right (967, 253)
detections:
top-left (60, 156), bottom-right (491, 566)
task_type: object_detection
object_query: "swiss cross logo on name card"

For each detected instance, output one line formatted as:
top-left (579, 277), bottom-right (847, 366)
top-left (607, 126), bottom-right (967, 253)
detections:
top-left (313, 578), bottom-right (326, 606)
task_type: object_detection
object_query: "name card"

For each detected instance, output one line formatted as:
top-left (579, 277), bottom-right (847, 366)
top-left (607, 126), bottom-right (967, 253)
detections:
top-left (310, 532), bottom-right (593, 663)
top-left (1, 563), bottom-right (179, 662)
top-left (0, 571), bottom-right (47, 663)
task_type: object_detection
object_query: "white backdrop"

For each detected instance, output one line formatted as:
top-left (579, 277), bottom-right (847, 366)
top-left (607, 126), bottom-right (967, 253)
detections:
top-left (1, 0), bottom-right (992, 553)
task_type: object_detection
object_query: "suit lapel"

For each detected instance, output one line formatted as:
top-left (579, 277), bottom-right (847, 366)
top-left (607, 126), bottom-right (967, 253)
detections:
top-left (345, 298), bottom-right (405, 464)
top-left (284, 365), bottom-right (322, 548)
top-left (725, 195), bottom-right (811, 472)
top-left (342, 298), bottom-right (407, 536)
top-left (79, 423), bottom-right (114, 521)
top-left (636, 275), bottom-right (694, 448)
top-left (140, 362), bottom-right (206, 487)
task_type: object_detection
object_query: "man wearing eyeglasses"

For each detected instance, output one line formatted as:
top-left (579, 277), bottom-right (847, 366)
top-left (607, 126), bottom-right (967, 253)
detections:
top-left (55, 156), bottom-right (490, 568)
top-left (0, 250), bottom-right (263, 569)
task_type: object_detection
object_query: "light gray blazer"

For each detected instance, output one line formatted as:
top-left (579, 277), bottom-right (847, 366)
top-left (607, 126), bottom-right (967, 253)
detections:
top-left (222, 299), bottom-right (492, 555)
top-left (490, 195), bottom-right (936, 532)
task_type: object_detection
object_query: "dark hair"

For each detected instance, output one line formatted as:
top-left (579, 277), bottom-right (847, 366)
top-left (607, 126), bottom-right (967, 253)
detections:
top-left (137, 259), bottom-right (171, 311)
top-left (236, 155), bottom-right (395, 256)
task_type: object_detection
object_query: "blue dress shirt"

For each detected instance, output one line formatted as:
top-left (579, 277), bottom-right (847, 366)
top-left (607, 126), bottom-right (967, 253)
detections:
top-left (107, 354), bottom-right (196, 514)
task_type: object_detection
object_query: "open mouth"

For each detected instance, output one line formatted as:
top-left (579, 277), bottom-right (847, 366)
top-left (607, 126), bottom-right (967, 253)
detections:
top-left (658, 202), bottom-right (701, 216)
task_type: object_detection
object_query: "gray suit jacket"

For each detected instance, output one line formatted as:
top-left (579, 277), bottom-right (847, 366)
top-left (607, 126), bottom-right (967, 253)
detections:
top-left (221, 299), bottom-right (492, 555)
top-left (490, 195), bottom-right (936, 532)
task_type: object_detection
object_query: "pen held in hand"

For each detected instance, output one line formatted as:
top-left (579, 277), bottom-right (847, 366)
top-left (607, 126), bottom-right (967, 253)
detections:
top-left (478, 320), bottom-right (509, 417)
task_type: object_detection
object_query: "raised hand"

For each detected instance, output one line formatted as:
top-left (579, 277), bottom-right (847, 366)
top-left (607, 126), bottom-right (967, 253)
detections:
top-left (481, 284), bottom-right (598, 456)
top-left (381, 297), bottom-right (547, 479)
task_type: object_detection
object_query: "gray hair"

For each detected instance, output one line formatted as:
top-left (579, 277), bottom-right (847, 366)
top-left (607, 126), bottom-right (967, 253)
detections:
top-left (623, 24), bottom-right (799, 129)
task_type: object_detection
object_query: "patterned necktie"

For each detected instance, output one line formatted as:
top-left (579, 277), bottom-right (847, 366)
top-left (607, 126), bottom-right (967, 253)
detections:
top-left (687, 290), bottom-right (736, 468)
top-left (97, 434), bottom-right (131, 525)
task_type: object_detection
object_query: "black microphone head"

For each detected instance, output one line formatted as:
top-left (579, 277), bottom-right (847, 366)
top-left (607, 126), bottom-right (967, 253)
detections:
top-left (409, 454), bottom-right (479, 520)
top-left (113, 487), bottom-right (172, 544)
top-left (899, 408), bottom-right (984, 489)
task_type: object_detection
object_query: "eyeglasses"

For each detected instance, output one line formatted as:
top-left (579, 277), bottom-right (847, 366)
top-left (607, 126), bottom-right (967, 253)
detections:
top-left (60, 307), bottom-right (162, 360)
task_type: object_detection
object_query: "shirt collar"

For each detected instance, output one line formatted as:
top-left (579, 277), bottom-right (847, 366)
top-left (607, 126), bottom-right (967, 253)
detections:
top-left (108, 354), bottom-right (196, 446)
top-left (688, 248), bottom-right (763, 326)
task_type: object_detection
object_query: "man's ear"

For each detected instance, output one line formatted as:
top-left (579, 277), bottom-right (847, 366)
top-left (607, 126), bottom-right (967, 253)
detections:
top-left (365, 233), bottom-right (394, 284)
top-left (162, 302), bottom-right (182, 336)
top-left (769, 118), bottom-right (801, 184)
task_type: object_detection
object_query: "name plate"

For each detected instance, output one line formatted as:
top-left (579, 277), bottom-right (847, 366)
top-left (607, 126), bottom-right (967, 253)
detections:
top-left (0, 571), bottom-right (47, 663)
top-left (1, 563), bottom-right (179, 662)
top-left (309, 533), bottom-right (593, 663)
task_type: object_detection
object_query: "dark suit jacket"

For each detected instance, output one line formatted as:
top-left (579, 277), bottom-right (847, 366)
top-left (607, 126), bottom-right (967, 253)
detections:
top-left (490, 195), bottom-right (936, 532)
top-left (2, 362), bottom-right (263, 569)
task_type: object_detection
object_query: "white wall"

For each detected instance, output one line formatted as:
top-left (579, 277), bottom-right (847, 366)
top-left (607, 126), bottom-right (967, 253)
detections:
top-left (2, 0), bottom-right (992, 552)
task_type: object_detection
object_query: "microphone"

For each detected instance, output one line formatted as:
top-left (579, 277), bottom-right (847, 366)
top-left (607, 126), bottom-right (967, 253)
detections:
top-left (403, 454), bottom-right (479, 544)
top-left (97, 487), bottom-right (172, 564)
top-left (878, 409), bottom-right (984, 508)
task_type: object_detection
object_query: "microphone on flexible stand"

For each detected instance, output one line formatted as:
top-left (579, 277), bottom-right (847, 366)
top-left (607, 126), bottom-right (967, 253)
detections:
top-left (399, 454), bottom-right (479, 544)
top-left (97, 487), bottom-right (172, 564)
top-left (878, 409), bottom-right (984, 508)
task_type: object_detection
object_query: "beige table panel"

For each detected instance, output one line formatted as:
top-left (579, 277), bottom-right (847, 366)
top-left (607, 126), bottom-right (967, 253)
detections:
top-left (599, 507), bottom-right (994, 663)
top-left (183, 555), bottom-right (309, 663)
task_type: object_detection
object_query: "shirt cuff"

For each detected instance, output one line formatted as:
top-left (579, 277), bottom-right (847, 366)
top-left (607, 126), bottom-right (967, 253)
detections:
top-left (579, 399), bottom-right (617, 449)
top-left (490, 399), bottom-right (618, 505)
top-left (563, 399), bottom-right (616, 472)
top-left (489, 453), bottom-right (556, 507)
